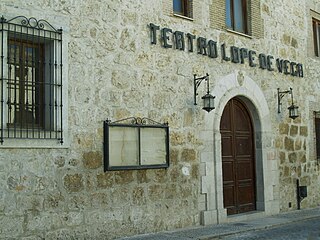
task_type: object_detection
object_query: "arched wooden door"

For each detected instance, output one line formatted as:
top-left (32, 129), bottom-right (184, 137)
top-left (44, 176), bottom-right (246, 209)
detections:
top-left (220, 98), bottom-right (256, 215)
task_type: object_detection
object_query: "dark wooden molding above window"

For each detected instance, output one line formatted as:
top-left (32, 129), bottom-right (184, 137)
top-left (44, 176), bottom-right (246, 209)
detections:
top-left (226, 0), bottom-right (248, 34)
top-left (173, 0), bottom-right (193, 19)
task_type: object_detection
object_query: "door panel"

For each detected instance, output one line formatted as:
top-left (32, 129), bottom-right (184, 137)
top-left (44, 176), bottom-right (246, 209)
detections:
top-left (238, 185), bottom-right (254, 204)
top-left (222, 136), bottom-right (233, 156)
top-left (234, 103), bottom-right (251, 131)
top-left (235, 136), bottom-right (251, 156)
top-left (220, 98), bottom-right (256, 215)
top-left (222, 161), bottom-right (234, 182)
top-left (237, 160), bottom-right (253, 180)
top-left (223, 186), bottom-right (236, 207)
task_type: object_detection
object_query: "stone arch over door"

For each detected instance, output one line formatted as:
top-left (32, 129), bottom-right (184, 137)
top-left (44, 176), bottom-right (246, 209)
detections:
top-left (200, 71), bottom-right (279, 225)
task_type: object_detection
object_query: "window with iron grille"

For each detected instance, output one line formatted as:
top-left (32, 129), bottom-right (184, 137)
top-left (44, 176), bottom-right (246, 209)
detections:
top-left (226, 0), bottom-right (248, 34)
top-left (313, 18), bottom-right (320, 57)
top-left (173, 0), bottom-right (193, 19)
top-left (0, 15), bottom-right (63, 144)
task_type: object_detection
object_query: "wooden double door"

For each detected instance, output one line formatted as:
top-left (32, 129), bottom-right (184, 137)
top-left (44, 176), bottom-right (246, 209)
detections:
top-left (220, 98), bottom-right (256, 215)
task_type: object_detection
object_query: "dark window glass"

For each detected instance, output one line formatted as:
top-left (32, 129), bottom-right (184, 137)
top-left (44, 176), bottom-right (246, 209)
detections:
top-left (313, 18), bottom-right (320, 57)
top-left (8, 40), bottom-right (44, 128)
top-left (226, 0), bottom-right (232, 28)
top-left (173, 0), bottom-right (183, 14)
top-left (173, 0), bottom-right (192, 18)
top-left (226, 0), bottom-right (248, 34)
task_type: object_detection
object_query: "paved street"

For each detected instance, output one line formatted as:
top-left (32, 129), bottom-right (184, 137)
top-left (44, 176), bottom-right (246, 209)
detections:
top-left (220, 217), bottom-right (320, 240)
top-left (120, 208), bottom-right (320, 240)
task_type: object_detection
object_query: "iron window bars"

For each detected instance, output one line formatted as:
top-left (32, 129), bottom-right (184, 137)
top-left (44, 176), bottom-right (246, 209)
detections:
top-left (104, 117), bottom-right (169, 171)
top-left (0, 15), bottom-right (63, 144)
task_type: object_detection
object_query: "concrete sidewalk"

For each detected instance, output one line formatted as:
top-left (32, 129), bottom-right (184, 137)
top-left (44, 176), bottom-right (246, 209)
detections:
top-left (118, 207), bottom-right (320, 240)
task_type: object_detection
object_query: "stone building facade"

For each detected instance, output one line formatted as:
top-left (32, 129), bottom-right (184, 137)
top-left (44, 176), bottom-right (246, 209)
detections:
top-left (0, 0), bottom-right (320, 239)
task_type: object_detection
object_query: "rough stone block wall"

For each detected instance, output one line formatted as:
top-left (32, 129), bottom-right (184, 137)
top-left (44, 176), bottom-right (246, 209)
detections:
top-left (0, 0), bottom-right (320, 239)
top-left (0, 1), bottom-right (202, 239)
top-left (265, 0), bottom-right (320, 212)
top-left (276, 121), bottom-right (318, 211)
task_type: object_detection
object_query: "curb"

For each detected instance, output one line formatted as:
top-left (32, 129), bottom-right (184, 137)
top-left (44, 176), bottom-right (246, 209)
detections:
top-left (198, 211), bottom-right (320, 240)
top-left (119, 208), bottom-right (320, 240)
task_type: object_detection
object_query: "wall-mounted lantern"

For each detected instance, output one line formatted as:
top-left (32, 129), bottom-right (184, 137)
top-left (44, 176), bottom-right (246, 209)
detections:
top-left (194, 73), bottom-right (215, 112)
top-left (277, 88), bottom-right (299, 119)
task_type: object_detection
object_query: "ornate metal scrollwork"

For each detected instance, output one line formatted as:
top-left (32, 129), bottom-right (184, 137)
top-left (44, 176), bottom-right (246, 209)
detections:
top-left (1, 15), bottom-right (61, 32)
top-left (105, 117), bottom-right (168, 126)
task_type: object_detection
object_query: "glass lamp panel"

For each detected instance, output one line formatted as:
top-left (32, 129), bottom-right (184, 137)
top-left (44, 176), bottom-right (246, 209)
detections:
top-left (210, 96), bottom-right (215, 108)
top-left (288, 105), bottom-right (299, 119)
top-left (202, 94), bottom-right (215, 112)
top-left (203, 97), bottom-right (210, 108)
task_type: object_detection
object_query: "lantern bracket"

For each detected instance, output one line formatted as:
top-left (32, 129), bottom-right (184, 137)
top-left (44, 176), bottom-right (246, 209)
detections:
top-left (277, 88), bottom-right (299, 119)
top-left (194, 73), bottom-right (209, 106)
top-left (194, 73), bottom-right (215, 113)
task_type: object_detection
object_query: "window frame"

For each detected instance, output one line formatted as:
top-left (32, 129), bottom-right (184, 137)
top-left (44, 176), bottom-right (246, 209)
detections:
top-left (0, 15), bottom-right (65, 146)
top-left (312, 18), bottom-right (320, 57)
top-left (173, 0), bottom-right (193, 19)
top-left (7, 39), bottom-right (45, 129)
top-left (226, 0), bottom-right (249, 35)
